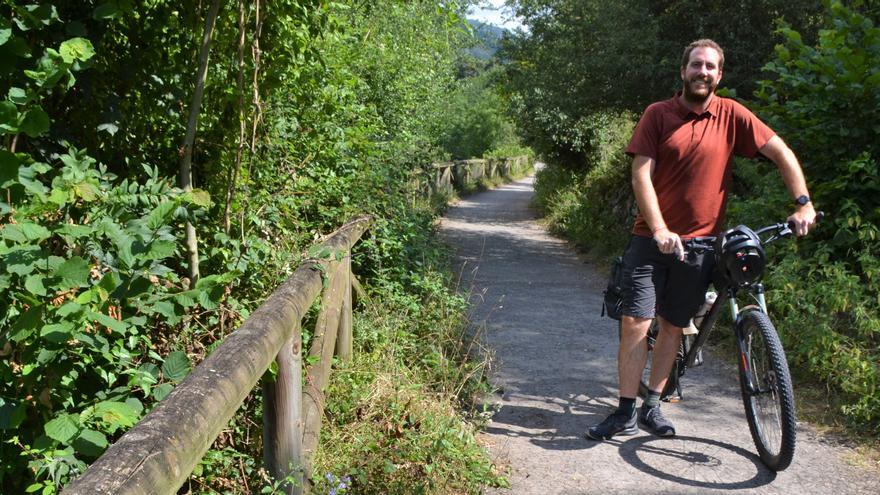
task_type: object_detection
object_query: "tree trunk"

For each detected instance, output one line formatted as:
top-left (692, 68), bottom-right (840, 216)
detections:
top-left (224, 0), bottom-right (248, 234)
top-left (179, 0), bottom-right (222, 286)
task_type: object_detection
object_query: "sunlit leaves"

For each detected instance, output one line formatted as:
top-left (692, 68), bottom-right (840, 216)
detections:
top-left (59, 38), bottom-right (96, 64)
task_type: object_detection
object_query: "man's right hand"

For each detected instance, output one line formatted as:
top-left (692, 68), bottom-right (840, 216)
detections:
top-left (653, 227), bottom-right (685, 261)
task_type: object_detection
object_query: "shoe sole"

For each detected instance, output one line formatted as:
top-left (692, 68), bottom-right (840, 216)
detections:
top-left (585, 425), bottom-right (639, 441)
top-left (638, 419), bottom-right (676, 437)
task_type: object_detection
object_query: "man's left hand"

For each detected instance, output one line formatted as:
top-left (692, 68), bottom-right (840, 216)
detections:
top-left (788, 204), bottom-right (817, 236)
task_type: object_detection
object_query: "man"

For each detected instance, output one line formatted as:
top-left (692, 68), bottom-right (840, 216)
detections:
top-left (586, 39), bottom-right (817, 441)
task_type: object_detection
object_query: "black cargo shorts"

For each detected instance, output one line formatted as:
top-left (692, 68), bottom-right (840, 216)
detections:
top-left (620, 235), bottom-right (716, 328)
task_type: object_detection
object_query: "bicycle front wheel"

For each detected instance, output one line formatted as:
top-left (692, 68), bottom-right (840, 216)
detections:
top-left (737, 309), bottom-right (796, 471)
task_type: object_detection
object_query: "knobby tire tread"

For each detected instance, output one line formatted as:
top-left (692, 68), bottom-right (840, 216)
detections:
top-left (738, 309), bottom-right (797, 471)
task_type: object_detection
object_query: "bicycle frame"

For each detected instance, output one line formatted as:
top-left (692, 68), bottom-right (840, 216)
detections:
top-left (678, 279), bottom-right (768, 376)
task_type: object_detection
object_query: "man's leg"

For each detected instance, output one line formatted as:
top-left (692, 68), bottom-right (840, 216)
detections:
top-left (639, 315), bottom-right (682, 437)
top-left (619, 315), bottom-right (653, 398)
top-left (647, 316), bottom-right (683, 392)
top-left (585, 315), bottom-right (652, 440)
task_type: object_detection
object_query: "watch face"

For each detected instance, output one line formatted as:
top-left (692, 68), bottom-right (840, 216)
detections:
top-left (796, 195), bottom-right (810, 206)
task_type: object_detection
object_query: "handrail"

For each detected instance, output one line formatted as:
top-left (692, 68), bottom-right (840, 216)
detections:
top-left (63, 215), bottom-right (373, 495)
top-left (428, 155), bottom-right (532, 196)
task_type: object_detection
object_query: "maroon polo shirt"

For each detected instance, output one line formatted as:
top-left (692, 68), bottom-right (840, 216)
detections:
top-left (625, 94), bottom-right (775, 238)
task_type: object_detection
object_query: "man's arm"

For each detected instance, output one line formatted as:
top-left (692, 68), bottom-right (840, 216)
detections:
top-left (632, 154), bottom-right (684, 260)
top-left (758, 135), bottom-right (817, 236)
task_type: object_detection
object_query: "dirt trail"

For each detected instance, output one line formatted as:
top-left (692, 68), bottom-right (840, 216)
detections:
top-left (438, 171), bottom-right (879, 494)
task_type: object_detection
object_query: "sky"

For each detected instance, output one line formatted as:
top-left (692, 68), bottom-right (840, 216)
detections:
top-left (466, 0), bottom-right (524, 31)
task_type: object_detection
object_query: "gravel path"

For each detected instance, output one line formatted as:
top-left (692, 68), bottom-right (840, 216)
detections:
top-left (438, 170), bottom-right (880, 494)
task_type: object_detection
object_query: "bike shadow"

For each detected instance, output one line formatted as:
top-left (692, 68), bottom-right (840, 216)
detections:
top-left (614, 434), bottom-right (777, 489)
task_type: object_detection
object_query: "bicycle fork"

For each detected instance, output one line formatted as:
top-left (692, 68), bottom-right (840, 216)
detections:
top-left (732, 284), bottom-right (768, 395)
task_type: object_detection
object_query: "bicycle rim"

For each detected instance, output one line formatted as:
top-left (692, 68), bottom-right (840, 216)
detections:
top-left (737, 309), bottom-right (796, 471)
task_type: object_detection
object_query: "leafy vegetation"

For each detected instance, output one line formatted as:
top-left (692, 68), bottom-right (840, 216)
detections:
top-left (1, 0), bottom-right (527, 492)
top-left (511, 0), bottom-right (880, 436)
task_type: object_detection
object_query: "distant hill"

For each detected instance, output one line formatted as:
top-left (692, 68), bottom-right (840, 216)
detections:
top-left (466, 19), bottom-right (507, 60)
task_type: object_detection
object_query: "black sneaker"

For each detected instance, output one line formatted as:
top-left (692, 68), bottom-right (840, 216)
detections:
top-left (585, 409), bottom-right (638, 440)
top-left (638, 405), bottom-right (676, 437)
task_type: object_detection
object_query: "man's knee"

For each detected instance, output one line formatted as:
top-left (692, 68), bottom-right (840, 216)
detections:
top-left (621, 315), bottom-right (652, 333)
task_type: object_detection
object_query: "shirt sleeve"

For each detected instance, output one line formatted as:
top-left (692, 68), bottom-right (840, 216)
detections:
top-left (732, 101), bottom-right (776, 158)
top-left (625, 103), bottom-right (662, 160)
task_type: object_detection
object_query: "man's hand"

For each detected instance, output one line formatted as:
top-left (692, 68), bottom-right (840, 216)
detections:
top-left (788, 204), bottom-right (817, 236)
top-left (653, 227), bottom-right (685, 261)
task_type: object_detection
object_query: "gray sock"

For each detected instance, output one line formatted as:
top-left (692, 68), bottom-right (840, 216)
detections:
top-left (644, 391), bottom-right (661, 409)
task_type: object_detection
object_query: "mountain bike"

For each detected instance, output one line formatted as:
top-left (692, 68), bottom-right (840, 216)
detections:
top-left (635, 217), bottom-right (820, 472)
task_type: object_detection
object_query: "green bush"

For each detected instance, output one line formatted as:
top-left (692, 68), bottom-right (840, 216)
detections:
top-left (533, 110), bottom-right (636, 257)
top-left (736, 0), bottom-right (880, 432)
top-left (439, 67), bottom-right (521, 160)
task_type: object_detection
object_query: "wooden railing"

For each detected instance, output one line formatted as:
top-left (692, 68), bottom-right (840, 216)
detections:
top-left (416, 155), bottom-right (533, 197)
top-left (63, 215), bottom-right (373, 495)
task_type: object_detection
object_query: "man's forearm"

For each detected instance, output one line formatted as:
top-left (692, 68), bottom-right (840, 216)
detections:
top-left (631, 155), bottom-right (666, 232)
top-left (760, 135), bottom-right (811, 200)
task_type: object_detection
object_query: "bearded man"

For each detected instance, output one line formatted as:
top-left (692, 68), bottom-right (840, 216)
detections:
top-left (585, 39), bottom-right (817, 440)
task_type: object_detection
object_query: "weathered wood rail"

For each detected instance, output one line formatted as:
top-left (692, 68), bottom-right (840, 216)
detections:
top-left (414, 155), bottom-right (533, 197)
top-left (63, 215), bottom-right (373, 495)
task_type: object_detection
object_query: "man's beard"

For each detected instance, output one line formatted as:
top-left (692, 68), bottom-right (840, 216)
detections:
top-left (682, 77), bottom-right (717, 103)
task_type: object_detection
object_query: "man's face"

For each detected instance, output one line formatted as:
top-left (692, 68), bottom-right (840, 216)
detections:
top-left (681, 47), bottom-right (723, 103)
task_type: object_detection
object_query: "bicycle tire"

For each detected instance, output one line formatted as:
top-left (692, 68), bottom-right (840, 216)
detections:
top-left (737, 309), bottom-right (796, 471)
top-left (637, 319), bottom-right (685, 401)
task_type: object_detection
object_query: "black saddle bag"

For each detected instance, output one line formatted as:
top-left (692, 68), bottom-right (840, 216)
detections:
top-left (601, 256), bottom-right (625, 320)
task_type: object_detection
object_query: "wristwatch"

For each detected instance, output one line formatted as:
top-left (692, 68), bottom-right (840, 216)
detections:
top-left (794, 194), bottom-right (811, 206)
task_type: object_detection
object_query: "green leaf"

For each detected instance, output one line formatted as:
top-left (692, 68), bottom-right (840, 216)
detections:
top-left (0, 18), bottom-right (11, 46)
top-left (162, 350), bottom-right (191, 383)
top-left (144, 240), bottom-right (176, 261)
top-left (179, 189), bottom-right (211, 207)
top-left (10, 305), bottom-right (42, 342)
top-left (51, 256), bottom-right (90, 289)
top-left (93, 2), bottom-right (121, 20)
top-left (45, 413), bottom-right (80, 444)
top-left (173, 289), bottom-right (199, 308)
top-left (0, 101), bottom-right (17, 133)
top-left (20, 107), bottom-right (50, 137)
top-left (56, 301), bottom-right (83, 317)
top-left (41, 321), bottom-right (74, 343)
top-left (152, 383), bottom-right (174, 401)
top-left (1, 222), bottom-right (51, 243)
top-left (24, 274), bottom-right (47, 296)
top-left (93, 401), bottom-right (137, 428)
top-left (0, 150), bottom-right (19, 187)
top-left (146, 200), bottom-right (177, 230)
top-left (8, 87), bottom-right (27, 104)
top-left (89, 311), bottom-right (128, 334)
top-left (97, 122), bottom-right (118, 135)
top-left (72, 429), bottom-right (108, 457)
top-left (0, 398), bottom-right (26, 429)
top-left (59, 37), bottom-right (95, 63)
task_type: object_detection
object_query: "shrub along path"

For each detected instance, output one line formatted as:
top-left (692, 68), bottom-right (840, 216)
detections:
top-left (439, 169), bottom-right (880, 494)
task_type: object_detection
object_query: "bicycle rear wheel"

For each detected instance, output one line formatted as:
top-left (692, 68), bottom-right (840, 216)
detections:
top-left (637, 319), bottom-right (685, 401)
top-left (737, 309), bottom-right (796, 471)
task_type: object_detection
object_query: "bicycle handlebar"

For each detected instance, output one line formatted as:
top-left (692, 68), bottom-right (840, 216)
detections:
top-left (682, 211), bottom-right (825, 254)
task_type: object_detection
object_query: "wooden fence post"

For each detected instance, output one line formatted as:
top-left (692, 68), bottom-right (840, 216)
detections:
top-left (335, 254), bottom-right (353, 362)
top-left (262, 326), bottom-right (304, 495)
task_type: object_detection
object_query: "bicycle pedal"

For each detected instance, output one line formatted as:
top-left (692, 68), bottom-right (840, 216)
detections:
top-left (663, 395), bottom-right (682, 403)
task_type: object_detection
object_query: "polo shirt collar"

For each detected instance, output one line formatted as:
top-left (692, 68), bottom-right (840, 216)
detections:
top-left (673, 91), bottom-right (719, 119)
